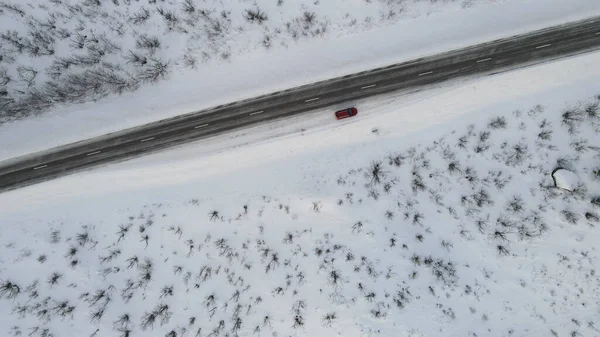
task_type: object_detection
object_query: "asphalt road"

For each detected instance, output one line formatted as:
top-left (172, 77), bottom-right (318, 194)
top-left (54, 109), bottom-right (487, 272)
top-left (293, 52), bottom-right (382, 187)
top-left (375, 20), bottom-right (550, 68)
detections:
top-left (1, 16), bottom-right (600, 193)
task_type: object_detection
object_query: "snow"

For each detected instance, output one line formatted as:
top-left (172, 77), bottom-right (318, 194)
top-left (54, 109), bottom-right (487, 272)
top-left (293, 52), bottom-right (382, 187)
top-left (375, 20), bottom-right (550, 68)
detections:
top-left (1, 0), bottom-right (600, 162)
top-left (552, 169), bottom-right (579, 191)
top-left (1, 49), bottom-right (600, 337)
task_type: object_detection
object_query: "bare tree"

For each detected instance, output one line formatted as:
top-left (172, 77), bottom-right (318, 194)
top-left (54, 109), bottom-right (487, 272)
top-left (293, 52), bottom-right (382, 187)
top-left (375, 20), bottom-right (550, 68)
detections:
top-left (182, 0), bottom-right (195, 13)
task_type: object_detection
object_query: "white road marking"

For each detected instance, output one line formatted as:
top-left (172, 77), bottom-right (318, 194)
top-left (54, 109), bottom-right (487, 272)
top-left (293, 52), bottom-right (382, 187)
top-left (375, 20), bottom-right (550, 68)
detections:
top-left (476, 58), bottom-right (492, 63)
top-left (86, 151), bottom-right (101, 156)
top-left (361, 84), bottom-right (377, 89)
top-left (305, 97), bottom-right (320, 103)
top-left (33, 165), bottom-right (47, 170)
top-left (418, 71), bottom-right (433, 76)
top-left (140, 137), bottom-right (155, 142)
top-left (535, 44), bottom-right (552, 49)
top-left (249, 110), bottom-right (264, 116)
top-left (194, 124), bottom-right (209, 129)
top-left (596, 32), bottom-right (600, 35)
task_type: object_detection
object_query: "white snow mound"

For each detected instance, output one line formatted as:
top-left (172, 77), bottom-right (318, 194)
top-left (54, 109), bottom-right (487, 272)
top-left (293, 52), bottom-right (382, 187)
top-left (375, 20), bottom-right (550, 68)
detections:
top-left (552, 168), bottom-right (578, 191)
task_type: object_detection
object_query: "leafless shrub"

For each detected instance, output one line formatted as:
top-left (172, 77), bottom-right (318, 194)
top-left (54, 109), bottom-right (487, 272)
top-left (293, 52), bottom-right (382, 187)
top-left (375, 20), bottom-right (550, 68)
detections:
top-left (130, 7), bottom-right (151, 24)
top-left (383, 181), bottom-right (394, 193)
top-left (183, 53), bottom-right (197, 68)
top-left (302, 11), bottom-right (316, 25)
top-left (125, 50), bottom-right (148, 66)
top-left (475, 217), bottom-right (488, 233)
top-left (392, 287), bottom-right (412, 309)
top-left (585, 211), bottom-right (599, 223)
top-left (488, 116), bottom-right (507, 129)
top-left (0, 2), bottom-right (26, 16)
top-left (159, 285), bottom-right (174, 298)
top-left (570, 139), bottom-right (589, 153)
top-left (516, 224), bottom-right (536, 240)
top-left (351, 221), bottom-right (363, 233)
top-left (328, 270), bottom-right (343, 289)
top-left (428, 259), bottom-right (458, 286)
top-left (368, 188), bottom-right (380, 200)
top-left (457, 135), bottom-right (469, 149)
top-left (464, 167), bottom-right (479, 185)
top-left (292, 315), bottom-right (305, 329)
top-left (157, 7), bottom-right (179, 29)
top-left (591, 196), bottom-right (600, 208)
top-left (410, 254), bottom-right (421, 266)
top-left (447, 160), bottom-right (461, 174)
top-left (46, 272), bottom-right (63, 287)
top-left (491, 229), bottom-right (510, 242)
top-left (100, 249), bottom-right (121, 264)
top-left (76, 230), bottom-right (93, 246)
top-left (0, 31), bottom-right (26, 53)
top-left (538, 129), bottom-right (552, 141)
top-left (562, 108), bottom-right (584, 134)
top-left (322, 312), bottom-right (337, 327)
top-left (0, 280), bottom-right (20, 299)
top-left (140, 304), bottom-right (172, 330)
top-left (125, 256), bottom-right (138, 269)
top-left (487, 169), bottom-right (511, 190)
top-left (441, 240), bottom-right (453, 251)
top-left (478, 130), bottom-right (491, 143)
top-left (503, 141), bottom-right (530, 166)
top-left (366, 161), bottom-right (386, 187)
top-left (244, 8), bottom-right (268, 24)
top-left (138, 258), bottom-right (153, 285)
top-left (140, 310), bottom-right (157, 330)
top-left (136, 58), bottom-right (169, 83)
top-left (496, 215), bottom-right (516, 228)
top-left (497, 245), bottom-right (510, 256)
top-left (411, 172), bottom-right (426, 194)
top-left (114, 313), bottom-right (131, 330)
top-left (17, 66), bottom-right (37, 88)
top-left (135, 35), bottom-right (161, 53)
top-left (282, 232), bottom-right (293, 244)
top-left (49, 230), bottom-right (61, 243)
top-left (116, 224), bottom-right (132, 242)
top-left (412, 212), bottom-right (423, 225)
top-left (265, 252), bottom-right (280, 273)
top-left (387, 153), bottom-right (405, 167)
top-left (591, 167), bottom-right (600, 181)
top-left (506, 195), bottom-right (524, 213)
top-left (262, 34), bottom-right (272, 48)
top-left (182, 0), bottom-right (195, 13)
top-left (472, 188), bottom-right (493, 208)
top-left (585, 102), bottom-right (599, 122)
top-left (0, 67), bottom-right (10, 86)
top-left (561, 209), bottom-right (580, 225)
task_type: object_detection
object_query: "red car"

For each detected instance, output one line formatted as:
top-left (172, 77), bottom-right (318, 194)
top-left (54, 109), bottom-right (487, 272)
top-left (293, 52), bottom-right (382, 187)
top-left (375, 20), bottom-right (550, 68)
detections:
top-left (335, 107), bottom-right (358, 120)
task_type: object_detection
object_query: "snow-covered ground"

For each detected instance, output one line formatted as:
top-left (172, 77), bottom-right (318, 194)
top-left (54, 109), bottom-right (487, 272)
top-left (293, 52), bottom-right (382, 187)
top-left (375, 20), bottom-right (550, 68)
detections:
top-left (1, 49), bottom-right (599, 337)
top-left (1, 0), bottom-right (600, 161)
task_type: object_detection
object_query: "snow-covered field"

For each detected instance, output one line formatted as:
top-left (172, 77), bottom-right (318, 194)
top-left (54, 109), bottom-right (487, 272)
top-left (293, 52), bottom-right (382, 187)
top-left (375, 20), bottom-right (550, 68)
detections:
top-left (1, 0), bottom-right (600, 161)
top-left (1, 50), bottom-right (600, 337)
